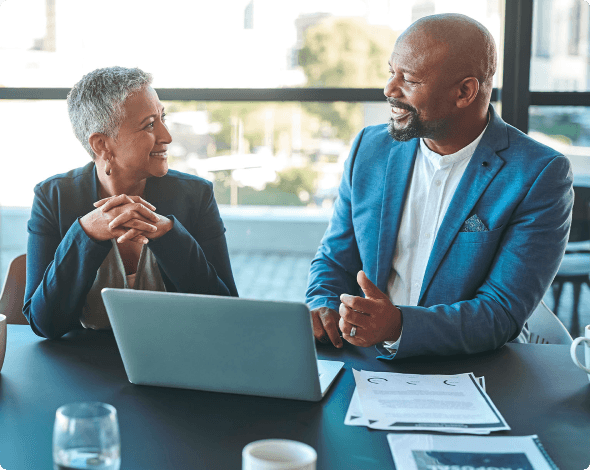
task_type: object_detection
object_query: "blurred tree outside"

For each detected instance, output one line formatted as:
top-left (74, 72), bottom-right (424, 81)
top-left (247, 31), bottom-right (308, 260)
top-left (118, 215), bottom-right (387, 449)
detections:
top-left (163, 17), bottom-right (398, 206)
top-left (529, 111), bottom-right (582, 145)
top-left (202, 102), bottom-right (325, 206)
top-left (206, 102), bottom-right (313, 155)
top-left (298, 17), bottom-right (398, 141)
top-left (164, 100), bottom-right (328, 205)
top-left (166, 101), bottom-right (324, 157)
top-left (213, 165), bottom-right (318, 206)
top-left (266, 166), bottom-right (318, 202)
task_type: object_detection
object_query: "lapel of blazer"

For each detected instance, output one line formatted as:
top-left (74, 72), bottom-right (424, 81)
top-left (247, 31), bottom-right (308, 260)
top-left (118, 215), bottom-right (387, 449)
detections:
top-left (375, 139), bottom-right (419, 291)
top-left (418, 106), bottom-right (509, 304)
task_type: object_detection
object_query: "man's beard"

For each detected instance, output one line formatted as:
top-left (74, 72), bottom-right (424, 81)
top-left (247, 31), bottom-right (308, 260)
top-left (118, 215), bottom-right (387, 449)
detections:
top-left (387, 102), bottom-right (449, 142)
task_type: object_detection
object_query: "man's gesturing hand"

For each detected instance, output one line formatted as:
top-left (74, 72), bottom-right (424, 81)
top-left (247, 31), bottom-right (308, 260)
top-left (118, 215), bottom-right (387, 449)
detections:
top-left (310, 307), bottom-right (343, 349)
top-left (338, 271), bottom-right (402, 347)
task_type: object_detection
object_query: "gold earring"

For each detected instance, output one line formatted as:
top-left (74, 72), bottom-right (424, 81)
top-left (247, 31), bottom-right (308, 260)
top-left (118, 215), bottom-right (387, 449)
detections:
top-left (105, 157), bottom-right (112, 176)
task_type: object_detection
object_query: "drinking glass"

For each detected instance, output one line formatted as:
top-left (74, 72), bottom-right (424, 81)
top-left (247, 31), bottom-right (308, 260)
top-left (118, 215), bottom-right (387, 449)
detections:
top-left (53, 402), bottom-right (121, 470)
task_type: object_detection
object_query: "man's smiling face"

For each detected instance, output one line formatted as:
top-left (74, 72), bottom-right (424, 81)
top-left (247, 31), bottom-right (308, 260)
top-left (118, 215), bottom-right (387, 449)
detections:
top-left (384, 30), bottom-right (459, 142)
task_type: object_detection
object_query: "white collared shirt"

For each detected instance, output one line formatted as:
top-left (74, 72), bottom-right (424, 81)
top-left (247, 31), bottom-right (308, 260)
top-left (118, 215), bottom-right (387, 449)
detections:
top-left (383, 125), bottom-right (488, 353)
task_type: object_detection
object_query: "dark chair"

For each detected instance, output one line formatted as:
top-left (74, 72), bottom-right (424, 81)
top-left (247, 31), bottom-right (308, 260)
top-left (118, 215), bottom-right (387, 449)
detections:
top-left (552, 183), bottom-right (590, 338)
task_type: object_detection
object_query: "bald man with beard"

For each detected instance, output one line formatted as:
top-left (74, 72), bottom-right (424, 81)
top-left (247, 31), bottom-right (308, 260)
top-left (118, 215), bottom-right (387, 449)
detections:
top-left (306, 14), bottom-right (574, 359)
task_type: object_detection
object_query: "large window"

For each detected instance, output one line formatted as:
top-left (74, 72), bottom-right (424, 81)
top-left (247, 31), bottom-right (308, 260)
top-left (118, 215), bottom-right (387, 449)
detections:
top-left (0, 0), bottom-right (507, 294)
top-left (528, 0), bottom-right (590, 180)
top-left (0, 0), bottom-right (504, 89)
top-left (530, 0), bottom-right (590, 91)
top-left (0, 0), bottom-right (505, 211)
top-left (8, 0), bottom-right (590, 303)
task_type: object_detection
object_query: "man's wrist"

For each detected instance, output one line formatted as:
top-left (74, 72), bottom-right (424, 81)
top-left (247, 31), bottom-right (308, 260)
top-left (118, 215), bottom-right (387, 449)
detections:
top-left (385, 305), bottom-right (403, 342)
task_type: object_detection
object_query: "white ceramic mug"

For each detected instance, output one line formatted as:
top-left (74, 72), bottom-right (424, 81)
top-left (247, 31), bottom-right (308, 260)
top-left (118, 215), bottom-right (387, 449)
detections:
top-left (570, 324), bottom-right (590, 383)
top-left (242, 439), bottom-right (317, 470)
top-left (0, 314), bottom-right (6, 373)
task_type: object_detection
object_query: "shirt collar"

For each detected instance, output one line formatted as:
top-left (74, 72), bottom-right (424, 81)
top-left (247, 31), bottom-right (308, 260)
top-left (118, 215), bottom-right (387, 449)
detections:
top-left (419, 121), bottom-right (489, 170)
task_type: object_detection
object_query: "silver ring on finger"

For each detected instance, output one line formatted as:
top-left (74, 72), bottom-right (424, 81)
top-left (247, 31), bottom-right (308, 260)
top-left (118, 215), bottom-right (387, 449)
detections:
top-left (350, 326), bottom-right (357, 337)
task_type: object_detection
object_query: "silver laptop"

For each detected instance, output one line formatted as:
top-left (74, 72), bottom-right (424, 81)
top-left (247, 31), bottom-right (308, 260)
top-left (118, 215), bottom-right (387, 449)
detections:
top-left (101, 288), bottom-right (344, 401)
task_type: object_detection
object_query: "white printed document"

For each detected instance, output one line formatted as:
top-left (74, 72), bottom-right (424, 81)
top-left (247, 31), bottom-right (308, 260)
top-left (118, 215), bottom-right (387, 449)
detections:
top-left (387, 434), bottom-right (558, 470)
top-left (346, 370), bottom-right (510, 434)
top-left (345, 376), bottom-right (487, 429)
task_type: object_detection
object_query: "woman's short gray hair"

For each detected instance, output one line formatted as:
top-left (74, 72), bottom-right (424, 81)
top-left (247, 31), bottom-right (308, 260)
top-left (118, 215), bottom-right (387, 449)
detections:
top-left (67, 66), bottom-right (153, 159)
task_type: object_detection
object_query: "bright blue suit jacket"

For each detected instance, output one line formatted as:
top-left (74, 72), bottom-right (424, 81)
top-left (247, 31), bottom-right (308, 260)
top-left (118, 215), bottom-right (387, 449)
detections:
top-left (306, 105), bottom-right (574, 359)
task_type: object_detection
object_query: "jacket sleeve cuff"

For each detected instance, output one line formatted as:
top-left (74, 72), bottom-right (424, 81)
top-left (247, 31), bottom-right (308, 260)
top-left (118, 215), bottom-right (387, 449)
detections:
top-left (375, 343), bottom-right (398, 360)
top-left (376, 324), bottom-right (403, 360)
top-left (306, 299), bottom-right (340, 313)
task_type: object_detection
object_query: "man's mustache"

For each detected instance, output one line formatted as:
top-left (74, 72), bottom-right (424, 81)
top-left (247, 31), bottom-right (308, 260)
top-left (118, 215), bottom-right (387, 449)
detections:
top-left (386, 98), bottom-right (417, 114)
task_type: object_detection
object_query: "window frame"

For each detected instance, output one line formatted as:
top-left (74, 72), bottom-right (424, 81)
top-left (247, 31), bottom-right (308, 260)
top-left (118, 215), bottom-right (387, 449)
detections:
top-left (0, 2), bottom-right (589, 134)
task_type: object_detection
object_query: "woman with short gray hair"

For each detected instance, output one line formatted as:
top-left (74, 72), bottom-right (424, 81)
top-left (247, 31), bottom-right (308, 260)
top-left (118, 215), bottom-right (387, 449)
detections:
top-left (24, 66), bottom-right (238, 339)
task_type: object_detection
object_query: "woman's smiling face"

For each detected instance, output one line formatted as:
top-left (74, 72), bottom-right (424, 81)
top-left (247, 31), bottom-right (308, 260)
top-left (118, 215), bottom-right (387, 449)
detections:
top-left (108, 86), bottom-right (172, 180)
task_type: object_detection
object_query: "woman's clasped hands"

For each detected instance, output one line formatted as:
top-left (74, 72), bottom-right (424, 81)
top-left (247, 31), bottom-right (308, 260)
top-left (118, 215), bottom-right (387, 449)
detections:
top-left (80, 194), bottom-right (172, 245)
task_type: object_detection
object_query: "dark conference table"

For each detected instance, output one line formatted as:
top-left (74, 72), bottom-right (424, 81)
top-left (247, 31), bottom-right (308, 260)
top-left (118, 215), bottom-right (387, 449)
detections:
top-left (1, 325), bottom-right (589, 470)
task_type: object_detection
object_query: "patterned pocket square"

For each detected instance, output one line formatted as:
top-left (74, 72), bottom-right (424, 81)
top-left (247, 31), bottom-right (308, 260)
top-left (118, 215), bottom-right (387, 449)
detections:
top-left (460, 214), bottom-right (488, 232)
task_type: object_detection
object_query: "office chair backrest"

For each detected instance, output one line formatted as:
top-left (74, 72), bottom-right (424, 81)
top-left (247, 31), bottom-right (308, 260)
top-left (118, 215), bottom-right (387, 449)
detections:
top-left (527, 300), bottom-right (573, 345)
top-left (570, 184), bottom-right (590, 242)
top-left (0, 254), bottom-right (28, 325)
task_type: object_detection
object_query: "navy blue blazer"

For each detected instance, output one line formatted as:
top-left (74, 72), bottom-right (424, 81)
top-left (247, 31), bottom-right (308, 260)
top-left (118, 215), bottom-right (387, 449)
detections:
top-left (306, 105), bottom-right (574, 358)
top-left (24, 162), bottom-right (238, 339)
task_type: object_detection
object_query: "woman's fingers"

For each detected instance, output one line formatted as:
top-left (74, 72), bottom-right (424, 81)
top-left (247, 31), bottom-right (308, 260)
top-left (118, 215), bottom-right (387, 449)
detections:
top-left (123, 203), bottom-right (160, 224)
top-left (109, 212), bottom-right (157, 232)
top-left (131, 202), bottom-right (160, 223)
top-left (117, 228), bottom-right (148, 244)
top-left (130, 233), bottom-right (150, 244)
top-left (94, 194), bottom-right (156, 212)
top-left (121, 219), bottom-right (158, 232)
top-left (107, 202), bottom-right (159, 224)
top-left (111, 227), bottom-right (150, 245)
top-left (126, 195), bottom-right (156, 211)
top-left (90, 195), bottom-right (159, 243)
top-left (93, 197), bottom-right (110, 208)
top-left (99, 201), bottom-right (159, 226)
top-left (96, 194), bottom-right (133, 212)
